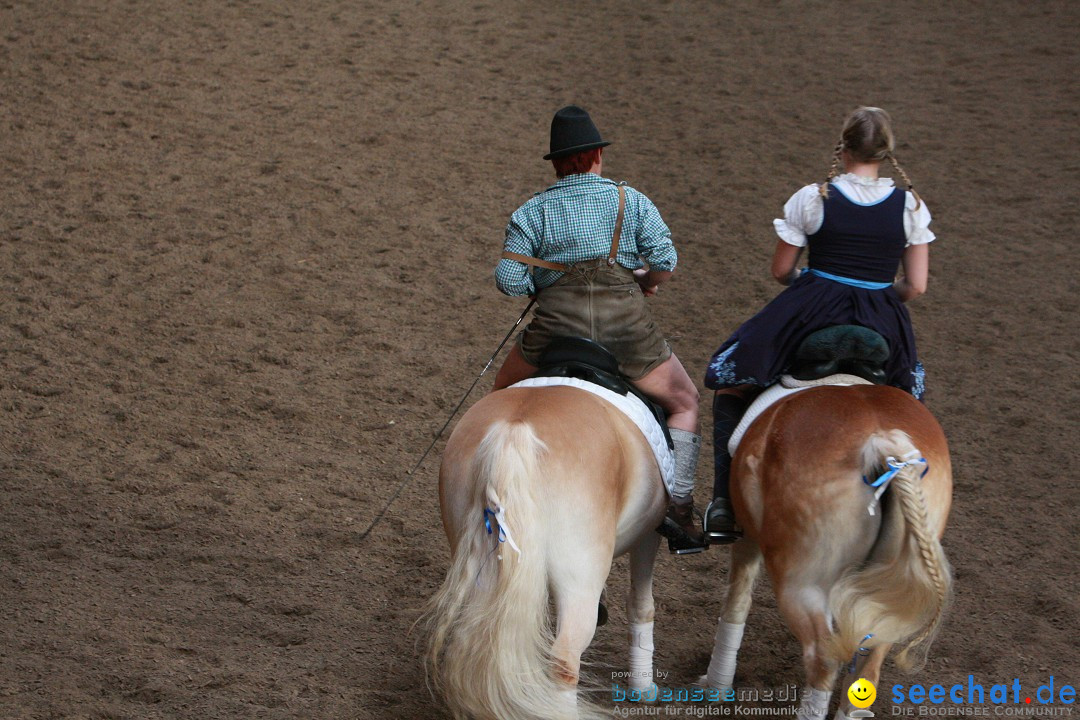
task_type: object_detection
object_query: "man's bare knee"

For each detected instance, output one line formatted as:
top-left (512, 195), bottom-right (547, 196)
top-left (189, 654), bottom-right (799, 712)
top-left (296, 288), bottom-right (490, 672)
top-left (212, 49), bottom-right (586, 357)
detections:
top-left (634, 355), bottom-right (699, 415)
top-left (667, 386), bottom-right (699, 416)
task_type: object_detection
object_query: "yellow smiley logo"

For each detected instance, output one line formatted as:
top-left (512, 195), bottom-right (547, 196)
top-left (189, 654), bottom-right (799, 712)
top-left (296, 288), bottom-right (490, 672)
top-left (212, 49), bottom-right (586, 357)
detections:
top-left (847, 678), bottom-right (876, 709)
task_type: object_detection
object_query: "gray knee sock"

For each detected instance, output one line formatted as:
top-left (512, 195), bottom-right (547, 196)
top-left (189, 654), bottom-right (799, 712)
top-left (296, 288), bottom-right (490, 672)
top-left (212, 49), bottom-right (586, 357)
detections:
top-left (668, 428), bottom-right (701, 501)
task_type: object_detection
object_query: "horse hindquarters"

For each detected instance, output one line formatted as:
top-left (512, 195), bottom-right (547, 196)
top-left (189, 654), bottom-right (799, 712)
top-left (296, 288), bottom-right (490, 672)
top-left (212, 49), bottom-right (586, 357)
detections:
top-left (427, 420), bottom-right (562, 720)
top-left (827, 429), bottom-right (952, 672)
top-left (723, 387), bottom-right (952, 720)
top-left (427, 416), bottom-right (613, 720)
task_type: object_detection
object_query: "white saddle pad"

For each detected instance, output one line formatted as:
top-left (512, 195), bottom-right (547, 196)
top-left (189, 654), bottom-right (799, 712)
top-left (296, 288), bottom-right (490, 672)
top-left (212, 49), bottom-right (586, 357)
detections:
top-left (508, 376), bottom-right (676, 494)
top-left (728, 374), bottom-right (873, 455)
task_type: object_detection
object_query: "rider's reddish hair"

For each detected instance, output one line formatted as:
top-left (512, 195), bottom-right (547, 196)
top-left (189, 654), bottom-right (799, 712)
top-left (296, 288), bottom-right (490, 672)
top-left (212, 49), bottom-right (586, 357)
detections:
top-left (552, 148), bottom-right (602, 178)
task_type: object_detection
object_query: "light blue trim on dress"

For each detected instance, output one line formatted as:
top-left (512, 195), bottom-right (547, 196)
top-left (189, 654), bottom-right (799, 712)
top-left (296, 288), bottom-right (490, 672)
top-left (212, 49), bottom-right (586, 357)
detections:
top-left (808, 269), bottom-right (892, 290)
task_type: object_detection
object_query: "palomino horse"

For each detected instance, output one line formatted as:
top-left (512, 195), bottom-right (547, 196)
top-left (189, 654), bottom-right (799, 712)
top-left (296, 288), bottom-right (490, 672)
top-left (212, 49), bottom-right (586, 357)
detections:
top-left (701, 384), bottom-right (952, 719)
top-left (425, 383), bottom-right (668, 720)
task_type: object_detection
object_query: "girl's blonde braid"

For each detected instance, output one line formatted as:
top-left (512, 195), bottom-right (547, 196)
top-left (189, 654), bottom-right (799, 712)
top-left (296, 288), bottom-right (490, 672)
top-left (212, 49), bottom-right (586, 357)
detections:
top-left (888, 153), bottom-right (923, 211)
top-left (819, 141), bottom-right (844, 200)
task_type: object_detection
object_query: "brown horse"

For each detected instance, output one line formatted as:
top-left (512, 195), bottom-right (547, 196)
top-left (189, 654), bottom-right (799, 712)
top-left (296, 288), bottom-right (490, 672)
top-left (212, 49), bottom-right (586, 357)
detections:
top-left (425, 384), bottom-right (669, 720)
top-left (699, 384), bottom-right (952, 720)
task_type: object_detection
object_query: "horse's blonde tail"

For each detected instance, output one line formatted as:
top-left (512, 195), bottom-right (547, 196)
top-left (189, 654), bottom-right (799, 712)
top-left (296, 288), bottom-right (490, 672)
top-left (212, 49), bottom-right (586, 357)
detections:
top-left (827, 430), bottom-right (952, 672)
top-left (425, 421), bottom-right (598, 720)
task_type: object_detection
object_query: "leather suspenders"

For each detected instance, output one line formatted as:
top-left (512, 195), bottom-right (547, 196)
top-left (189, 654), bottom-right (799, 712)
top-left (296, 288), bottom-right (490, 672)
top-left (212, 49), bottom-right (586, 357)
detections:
top-left (497, 252), bottom-right (571, 272)
top-left (501, 184), bottom-right (627, 273)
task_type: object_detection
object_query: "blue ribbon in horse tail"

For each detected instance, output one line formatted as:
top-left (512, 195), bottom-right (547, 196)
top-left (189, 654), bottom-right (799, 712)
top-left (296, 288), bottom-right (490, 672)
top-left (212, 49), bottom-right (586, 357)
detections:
top-left (483, 506), bottom-right (522, 558)
top-left (862, 454), bottom-right (929, 516)
top-left (849, 633), bottom-right (875, 673)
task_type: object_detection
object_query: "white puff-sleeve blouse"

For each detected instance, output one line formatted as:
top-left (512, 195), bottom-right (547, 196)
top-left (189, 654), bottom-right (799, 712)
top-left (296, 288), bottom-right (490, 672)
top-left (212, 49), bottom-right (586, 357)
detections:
top-left (773, 173), bottom-right (935, 248)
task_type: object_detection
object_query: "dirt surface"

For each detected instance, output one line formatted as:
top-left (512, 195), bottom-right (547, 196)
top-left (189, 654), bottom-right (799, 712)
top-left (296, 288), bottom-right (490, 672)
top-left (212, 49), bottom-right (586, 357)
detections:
top-left (1, 1), bottom-right (1078, 718)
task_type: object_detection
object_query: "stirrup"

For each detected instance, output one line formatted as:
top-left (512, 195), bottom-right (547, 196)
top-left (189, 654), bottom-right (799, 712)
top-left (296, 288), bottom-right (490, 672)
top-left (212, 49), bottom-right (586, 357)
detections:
top-left (656, 517), bottom-right (707, 555)
top-left (704, 498), bottom-right (743, 544)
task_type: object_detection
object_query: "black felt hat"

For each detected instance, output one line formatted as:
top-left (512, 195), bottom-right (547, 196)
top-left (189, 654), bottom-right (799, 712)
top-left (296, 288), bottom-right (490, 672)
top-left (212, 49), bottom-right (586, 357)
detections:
top-left (543, 105), bottom-right (612, 160)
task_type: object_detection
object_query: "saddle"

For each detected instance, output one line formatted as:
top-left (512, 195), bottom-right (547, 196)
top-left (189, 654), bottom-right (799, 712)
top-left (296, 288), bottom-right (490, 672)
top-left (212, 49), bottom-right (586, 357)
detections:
top-left (788, 325), bottom-right (889, 385)
top-left (728, 327), bottom-right (888, 457)
top-left (533, 337), bottom-right (673, 450)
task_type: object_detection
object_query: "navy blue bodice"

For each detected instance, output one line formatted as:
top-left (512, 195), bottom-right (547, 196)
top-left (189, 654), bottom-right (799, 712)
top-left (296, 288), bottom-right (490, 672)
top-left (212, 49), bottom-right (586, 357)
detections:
top-left (807, 185), bottom-right (907, 283)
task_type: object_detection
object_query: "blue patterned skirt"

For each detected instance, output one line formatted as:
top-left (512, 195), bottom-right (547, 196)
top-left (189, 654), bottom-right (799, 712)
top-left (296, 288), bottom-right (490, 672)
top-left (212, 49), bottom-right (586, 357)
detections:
top-left (705, 273), bottom-right (925, 398)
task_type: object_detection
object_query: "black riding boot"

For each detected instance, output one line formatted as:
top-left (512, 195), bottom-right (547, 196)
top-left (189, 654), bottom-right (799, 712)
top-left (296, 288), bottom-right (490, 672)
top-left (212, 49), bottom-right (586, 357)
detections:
top-left (705, 393), bottom-right (750, 543)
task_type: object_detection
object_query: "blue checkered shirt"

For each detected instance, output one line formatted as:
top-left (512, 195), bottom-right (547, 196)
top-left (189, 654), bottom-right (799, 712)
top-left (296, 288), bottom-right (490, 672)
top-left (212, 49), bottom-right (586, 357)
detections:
top-left (495, 173), bottom-right (677, 296)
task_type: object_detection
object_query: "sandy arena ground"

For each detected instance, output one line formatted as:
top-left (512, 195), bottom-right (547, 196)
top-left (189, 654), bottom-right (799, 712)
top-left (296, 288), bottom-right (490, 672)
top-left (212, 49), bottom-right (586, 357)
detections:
top-left (1, 1), bottom-right (1077, 718)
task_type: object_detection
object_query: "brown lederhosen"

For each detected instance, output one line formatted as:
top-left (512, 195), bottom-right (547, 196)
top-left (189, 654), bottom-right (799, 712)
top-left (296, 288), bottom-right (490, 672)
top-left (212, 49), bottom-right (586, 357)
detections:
top-left (502, 185), bottom-right (672, 380)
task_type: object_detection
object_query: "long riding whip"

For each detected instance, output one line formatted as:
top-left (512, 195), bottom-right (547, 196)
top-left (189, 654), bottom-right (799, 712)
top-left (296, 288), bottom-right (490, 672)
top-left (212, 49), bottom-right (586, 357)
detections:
top-left (357, 298), bottom-right (536, 541)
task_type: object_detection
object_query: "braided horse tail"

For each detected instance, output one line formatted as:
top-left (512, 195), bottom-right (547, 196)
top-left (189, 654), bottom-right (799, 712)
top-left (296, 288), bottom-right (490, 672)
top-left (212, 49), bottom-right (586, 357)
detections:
top-left (827, 430), bottom-right (953, 671)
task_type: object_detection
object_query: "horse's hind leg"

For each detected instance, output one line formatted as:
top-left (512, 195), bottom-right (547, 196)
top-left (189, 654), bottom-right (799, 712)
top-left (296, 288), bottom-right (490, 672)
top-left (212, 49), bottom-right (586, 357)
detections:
top-left (834, 643), bottom-right (891, 720)
top-left (777, 585), bottom-right (841, 720)
top-left (626, 530), bottom-right (661, 690)
top-left (550, 548), bottom-right (610, 716)
top-left (702, 539), bottom-right (762, 690)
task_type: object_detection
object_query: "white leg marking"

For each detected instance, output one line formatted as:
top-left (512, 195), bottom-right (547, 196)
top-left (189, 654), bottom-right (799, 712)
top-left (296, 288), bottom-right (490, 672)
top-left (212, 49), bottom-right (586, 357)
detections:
top-left (558, 687), bottom-right (577, 716)
top-left (798, 688), bottom-right (832, 720)
top-left (705, 617), bottom-right (746, 689)
top-left (628, 621), bottom-right (654, 690)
